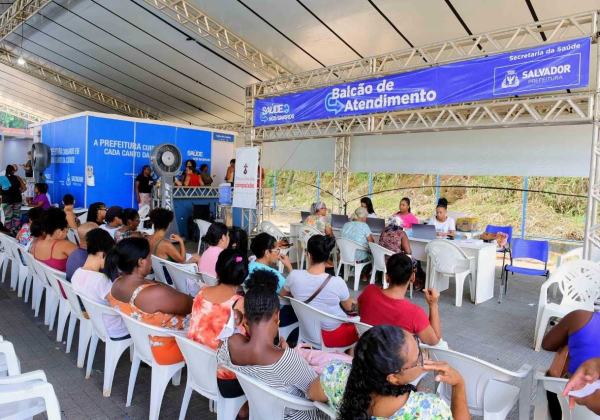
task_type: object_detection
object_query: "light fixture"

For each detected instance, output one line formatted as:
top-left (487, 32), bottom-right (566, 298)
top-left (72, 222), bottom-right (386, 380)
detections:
top-left (17, 56), bottom-right (25, 66)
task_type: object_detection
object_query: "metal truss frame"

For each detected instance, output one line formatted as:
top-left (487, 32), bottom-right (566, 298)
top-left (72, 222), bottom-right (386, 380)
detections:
top-left (248, 10), bottom-right (597, 97)
top-left (0, 100), bottom-right (47, 123)
top-left (0, 46), bottom-right (160, 120)
top-left (332, 137), bottom-right (350, 215)
top-left (139, 0), bottom-right (290, 80)
top-left (251, 93), bottom-right (594, 141)
top-left (0, 0), bottom-right (52, 42)
top-left (172, 186), bottom-right (219, 198)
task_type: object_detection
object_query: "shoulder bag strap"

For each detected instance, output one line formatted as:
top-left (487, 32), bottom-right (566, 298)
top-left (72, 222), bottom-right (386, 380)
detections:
top-left (304, 274), bottom-right (332, 304)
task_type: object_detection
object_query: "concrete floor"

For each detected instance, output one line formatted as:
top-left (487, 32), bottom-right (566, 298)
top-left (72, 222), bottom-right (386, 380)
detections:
top-left (0, 253), bottom-right (558, 419)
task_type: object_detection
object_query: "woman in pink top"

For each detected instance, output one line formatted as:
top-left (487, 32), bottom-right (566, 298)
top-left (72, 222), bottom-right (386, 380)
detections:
top-left (32, 208), bottom-right (78, 298)
top-left (197, 222), bottom-right (229, 277)
top-left (394, 197), bottom-right (419, 229)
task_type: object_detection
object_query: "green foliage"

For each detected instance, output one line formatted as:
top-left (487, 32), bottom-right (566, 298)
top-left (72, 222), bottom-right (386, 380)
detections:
top-left (0, 113), bottom-right (25, 129)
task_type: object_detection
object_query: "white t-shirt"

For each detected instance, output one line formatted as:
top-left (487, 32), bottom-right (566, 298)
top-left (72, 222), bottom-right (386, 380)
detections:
top-left (100, 225), bottom-right (119, 240)
top-left (71, 268), bottom-right (129, 339)
top-left (428, 216), bottom-right (456, 234)
top-left (283, 271), bottom-right (349, 331)
top-left (367, 213), bottom-right (378, 219)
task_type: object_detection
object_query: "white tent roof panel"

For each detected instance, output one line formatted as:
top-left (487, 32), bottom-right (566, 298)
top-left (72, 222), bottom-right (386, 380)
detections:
top-left (451, 0), bottom-right (533, 34)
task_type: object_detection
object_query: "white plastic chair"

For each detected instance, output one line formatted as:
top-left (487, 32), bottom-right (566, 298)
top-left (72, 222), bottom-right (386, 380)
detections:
top-left (0, 235), bottom-right (9, 284)
top-left (426, 346), bottom-right (533, 420)
top-left (13, 243), bottom-right (33, 303)
top-left (289, 297), bottom-right (359, 352)
top-left (533, 366), bottom-right (600, 420)
top-left (234, 369), bottom-right (319, 420)
top-left (3, 239), bottom-right (32, 301)
top-left (0, 370), bottom-right (62, 419)
top-left (19, 250), bottom-right (47, 317)
top-left (298, 225), bottom-right (323, 270)
top-left (174, 335), bottom-right (246, 420)
top-left (57, 279), bottom-right (93, 368)
top-left (29, 258), bottom-right (60, 326)
top-left (195, 219), bottom-right (212, 253)
top-left (138, 204), bottom-right (150, 220)
top-left (354, 321), bottom-right (372, 337)
top-left (78, 211), bottom-right (88, 223)
top-left (78, 294), bottom-right (133, 397)
top-left (164, 262), bottom-right (204, 296)
top-left (151, 255), bottom-right (172, 285)
top-left (335, 238), bottom-right (373, 291)
top-left (425, 240), bottom-right (474, 307)
top-left (278, 296), bottom-right (299, 341)
top-left (533, 260), bottom-right (600, 351)
top-left (554, 246), bottom-right (600, 298)
top-left (39, 264), bottom-right (71, 343)
top-left (66, 228), bottom-right (80, 246)
top-left (120, 314), bottom-right (185, 420)
top-left (260, 221), bottom-right (289, 272)
top-left (314, 401), bottom-right (336, 419)
top-left (200, 272), bottom-right (218, 286)
top-left (0, 339), bottom-right (20, 377)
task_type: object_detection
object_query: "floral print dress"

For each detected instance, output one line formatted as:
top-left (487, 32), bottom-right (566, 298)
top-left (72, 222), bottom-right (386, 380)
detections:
top-left (108, 282), bottom-right (190, 365)
top-left (304, 214), bottom-right (331, 234)
top-left (320, 360), bottom-right (452, 419)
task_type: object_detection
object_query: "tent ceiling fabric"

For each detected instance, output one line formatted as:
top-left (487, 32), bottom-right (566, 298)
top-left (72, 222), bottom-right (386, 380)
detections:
top-left (0, 0), bottom-right (595, 126)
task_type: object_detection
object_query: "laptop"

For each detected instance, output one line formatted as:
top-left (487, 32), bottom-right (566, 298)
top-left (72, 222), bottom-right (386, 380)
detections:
top-left (366, 217), bottom-right (385, 233)
top-left (331, 214), bottom-right (349, 229)
top-left (411, 224), bottom-right (437, 240)
top-left (301, 211), bottom-right (310, 223)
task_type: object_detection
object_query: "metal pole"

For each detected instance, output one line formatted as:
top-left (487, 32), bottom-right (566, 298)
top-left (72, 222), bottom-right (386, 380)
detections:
top-left (272, 169), bottom-right (277, 211)
top-left (316, 171), bottom-right (321, 202)
top-left (521, 176), bottom-right (528, 239)
top-left (369, 173), bottom-right (373, 198)
top-left (435, 174), bottom-right (441, 203)
top-left (584, 24), bottom-right (600, 259)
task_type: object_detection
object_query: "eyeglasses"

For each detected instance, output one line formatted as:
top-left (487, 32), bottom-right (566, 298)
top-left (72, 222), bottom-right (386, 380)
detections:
top-left (99, 207), bottom-right (107, 211)
top-left (396, 335), bottom-right (424, 372)
top-left (269, 248), bottom-right (281, 255)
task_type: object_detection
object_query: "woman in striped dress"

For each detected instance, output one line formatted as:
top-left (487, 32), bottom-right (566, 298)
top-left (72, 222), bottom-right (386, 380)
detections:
top-left (217, 269), bottom-right (323, 420)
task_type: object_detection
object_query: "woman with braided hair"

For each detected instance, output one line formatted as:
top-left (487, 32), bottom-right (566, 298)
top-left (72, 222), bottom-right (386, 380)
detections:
top-left (308, 324), bottom-right (471, 419)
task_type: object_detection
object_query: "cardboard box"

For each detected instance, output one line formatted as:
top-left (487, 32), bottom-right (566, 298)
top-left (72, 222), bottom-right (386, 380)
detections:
top-left (456, 217), bottom-right (478, 232)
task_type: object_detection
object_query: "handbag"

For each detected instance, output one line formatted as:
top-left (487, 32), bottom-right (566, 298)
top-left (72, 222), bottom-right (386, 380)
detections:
top-left (294, 343), bottom-right (353, 374)
top-left (548, 346), bottom-right (570, 378)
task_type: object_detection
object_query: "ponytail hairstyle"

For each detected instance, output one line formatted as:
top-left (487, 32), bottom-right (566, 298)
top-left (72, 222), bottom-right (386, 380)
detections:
top-left (338, 325), bottom-right (417, 420)
top-left (401, 197), bottom-right (411, 213)
top-left (228, 226), bottom-right (248, 256)
top-left (202, 222), bottom-right (228, 247)
top-left (360, 197), bottom-right (375, 215)
top-left (306, 234), bottom-right (336, 264)
top-left (215, 249), bottom-right (248, 286)
top-left (87, 202), bottom-right (106, 225)
top-left (104, 237), bottom-right (150, 280)
top-left (244, 269), bottom-right (279, 324)
top-left (5, 165), bottom-right (14, 176)
top-left (250, 232), bottom-right (276, 259)
top-left (436, 198), bottom-right (448, 209)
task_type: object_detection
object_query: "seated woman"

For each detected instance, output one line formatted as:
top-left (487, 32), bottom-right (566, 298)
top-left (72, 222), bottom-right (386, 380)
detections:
top-left (114, 208), bottom-right (143, 243)
top-left (340, 207), bottom-right (374, 263)
top-left (217, 270), bottom-right (319, 420)
top-left (248, 233), bottom-right (297, 333)
top-left (25, 219), bottom-right (45, 252)
top-left (308, 325), bottom-right (470, 419)
top-left (358, 254), bottom-right (442, 345)
top-left (87, 202), bottom-right (107, 226)
top-left (199, 163), bottom-right (213, 186)
top-left (379, 216), bottom-right (423, 290)
top-left (27, 183), bottom-right (51, 210)
top-left (304, 201), bottom-right (333, 236)
top-left (428, 198), bottom-right (456, 238)
top-left (281, 235), bottom-right (358, 350)
top-left (188, 250), bottom-right (248, 415)
top-left (71, 229), bottom-right (129, 340)
top-left (17, 207), bottom-right (44, 247)
top-left (107, 237), bottom-right (193, 365)
top-left (360, 197), bottom-right (378, 218)
top-left (394, 197), bottom-right (419, 229)
top-left (32, 207), bottom-right (78, 273)
top-left (147, 208), bottom-right (200, 264)
top-left (198, 222), bottom-right (229, 278)
top-left (228, 226), bottom-right (248, 255)
top-left (62, 194), bottom-right (80, 230)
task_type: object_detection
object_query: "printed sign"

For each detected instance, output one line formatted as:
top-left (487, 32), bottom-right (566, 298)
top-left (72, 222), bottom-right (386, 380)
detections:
top-left (254, 37), bottom-right (590, 126)
top-left (232, 147), bottom-right (259, 210)
top-left (213, 132), bottom-right (235, 142)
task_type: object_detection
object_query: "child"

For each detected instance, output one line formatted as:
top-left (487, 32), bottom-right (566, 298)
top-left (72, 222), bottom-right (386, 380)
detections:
top-left (28, 183), bottom-right (51, 210)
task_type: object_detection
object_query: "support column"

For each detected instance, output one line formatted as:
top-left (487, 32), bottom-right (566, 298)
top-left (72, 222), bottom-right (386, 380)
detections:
top-left (272, 170), bottom-right (277, 211)
top-left (435, 175), bottom-right (441, 204)
top-left (332, 136), bottom-right (351, 215)
top-left (521, 176), bottom-right (528, 239)
top-left (369, 173), bottom-right (373, 199)
top-left (316, 172), bottom-right (321, 202)
top-left (584, 33), bottom-right (600, 259)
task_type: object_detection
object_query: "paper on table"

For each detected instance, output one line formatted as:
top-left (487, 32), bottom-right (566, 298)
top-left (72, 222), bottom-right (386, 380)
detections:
top-left (567, 381), bottom-right (600, 398)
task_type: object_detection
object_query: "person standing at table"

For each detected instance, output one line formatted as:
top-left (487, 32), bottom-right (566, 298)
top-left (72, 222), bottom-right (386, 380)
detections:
top-left (135, 165), bottom-right (153, 209)
top-left (394, 197), bottom-right (419, 229)
top-left (428, 198), bottom-right (456, 237)
top-left (20, 151), bottom-right (33, 178)
top-left (199, 164), bottom-right (213, 186)
top-left (360, 197), bottom-right (378, 218)
top-left (225, 159), bottom-right (235, 185)
top-left (1, 164), bottom-right (25, 234)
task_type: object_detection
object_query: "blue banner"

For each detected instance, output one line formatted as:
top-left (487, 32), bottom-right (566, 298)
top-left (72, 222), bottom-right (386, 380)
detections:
top-left (213, 132), bottom-right (235, 142)
top-left (255, 37), bottom-right (590, 126)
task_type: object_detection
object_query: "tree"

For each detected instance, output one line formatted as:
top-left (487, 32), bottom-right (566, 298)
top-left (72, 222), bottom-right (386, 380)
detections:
top-left (0, 113), bottom-right (25, 129)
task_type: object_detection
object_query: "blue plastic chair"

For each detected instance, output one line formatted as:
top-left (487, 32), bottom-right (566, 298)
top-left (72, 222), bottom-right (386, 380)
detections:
top-left (484, 225), bottom-right (513, 275)
top-left (500, 238), bottom-right (549, 302)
